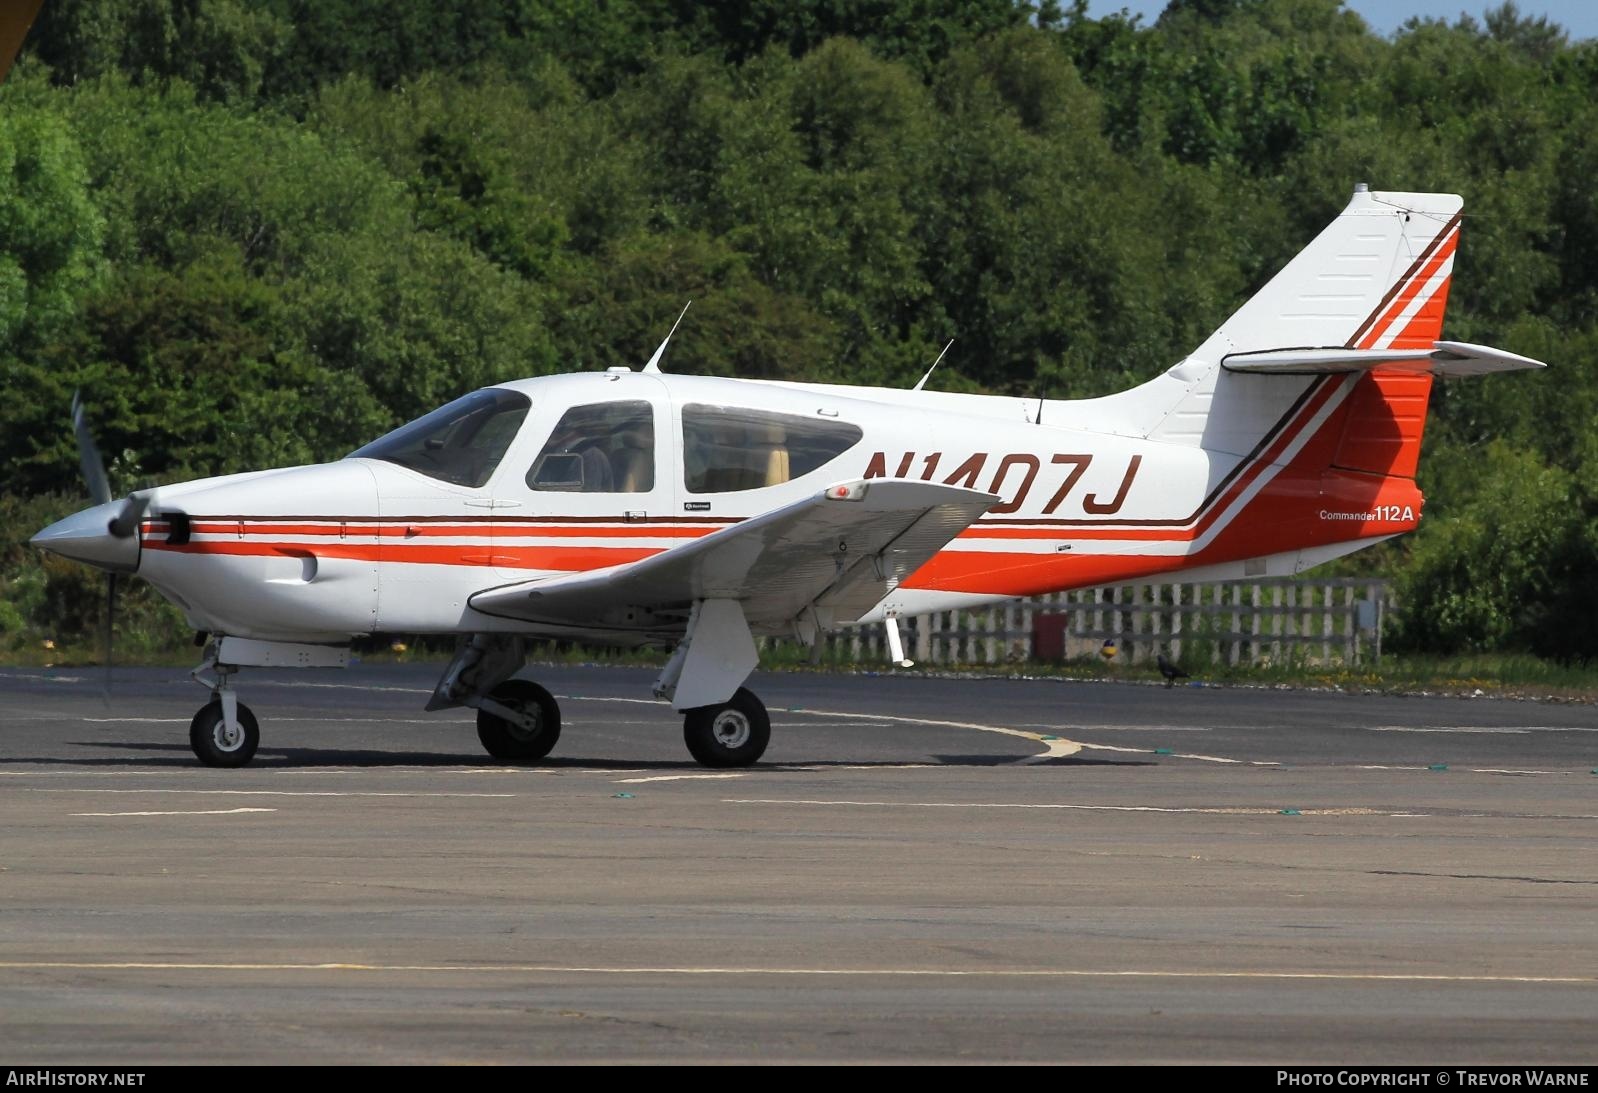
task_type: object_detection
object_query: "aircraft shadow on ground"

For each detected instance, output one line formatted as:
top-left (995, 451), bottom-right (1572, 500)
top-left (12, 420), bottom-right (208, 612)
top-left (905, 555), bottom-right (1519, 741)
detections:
top-left (9, 741), bottom-right (1153, 770)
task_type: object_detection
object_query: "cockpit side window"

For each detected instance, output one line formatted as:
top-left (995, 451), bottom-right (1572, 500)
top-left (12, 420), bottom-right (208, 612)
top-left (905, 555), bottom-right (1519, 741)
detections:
top-left (348, 389), bottom-right (530, 488)
top-left (683, 404), bottom-right (862, 494)
top-left (527, 401), bottom-right (655, 493)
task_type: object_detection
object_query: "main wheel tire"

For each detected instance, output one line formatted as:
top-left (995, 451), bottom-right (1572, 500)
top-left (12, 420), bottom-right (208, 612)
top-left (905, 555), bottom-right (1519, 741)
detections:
top-left (189, 700), bottom-right (260, 768)
top-left (682, 687), bottom-right (770, 768)
top-left (476, 679), bottom-right (561, 761)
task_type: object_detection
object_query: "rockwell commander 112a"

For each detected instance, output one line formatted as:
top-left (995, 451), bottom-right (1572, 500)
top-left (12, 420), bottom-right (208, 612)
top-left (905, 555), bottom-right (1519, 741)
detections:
top-left (34, 186), bottom-right (1544, 768)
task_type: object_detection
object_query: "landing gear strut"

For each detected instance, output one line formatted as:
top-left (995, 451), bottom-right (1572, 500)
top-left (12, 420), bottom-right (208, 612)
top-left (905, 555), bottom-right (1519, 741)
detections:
top-left (682, 687), bottom-right (770, 768)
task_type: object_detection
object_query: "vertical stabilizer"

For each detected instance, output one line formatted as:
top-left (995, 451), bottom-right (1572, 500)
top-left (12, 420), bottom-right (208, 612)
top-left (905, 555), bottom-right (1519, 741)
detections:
top-left (1060, 186), bottom-right (1463, 460)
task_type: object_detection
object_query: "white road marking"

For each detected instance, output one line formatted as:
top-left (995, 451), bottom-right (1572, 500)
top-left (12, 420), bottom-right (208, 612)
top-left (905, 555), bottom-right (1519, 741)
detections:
top-left (40, 789), bottom-right (514, 798)
top-left (1466, 768), bottom-right (1574, 776)
top-left (724, 798), bottom-right (1401, 816)
top-left (0, 960), bottom-right (1587, 985)
top-left (80, 718), bottom-right (189, 724)
top-left (1368, 726), bottom-right (1531, 735)
top-left (250, 681), bottom-right (431, 695)
top-left (1071, 739), bottom-right (1275, 766)
top-left (1014, 723), bottom-right (1214, 733)
top-left (70, 807), bottom-right (277, 817)
top-left (1019, 737), bottom-right (1084, 764)
top-left (0, 767), bottom-right (650, 778)
top-left (562, 694), bottom-right (1081, 762)
top-left (614, 773), bottom-right (747, 784)
top-left (1357, 764), bottom-right (1578, 777)
top-left (78, 717), bottom-right (463, 725)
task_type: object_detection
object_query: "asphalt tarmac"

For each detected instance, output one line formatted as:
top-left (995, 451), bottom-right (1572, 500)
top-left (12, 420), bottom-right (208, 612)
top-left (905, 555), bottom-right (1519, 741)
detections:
top-left (2, 663), bottom-right (1595, 1064)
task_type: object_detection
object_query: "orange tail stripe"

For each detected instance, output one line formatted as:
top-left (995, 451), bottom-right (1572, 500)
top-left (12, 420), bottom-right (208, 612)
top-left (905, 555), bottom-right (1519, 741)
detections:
top-left (1357, 230), bottom-right (1457, 350)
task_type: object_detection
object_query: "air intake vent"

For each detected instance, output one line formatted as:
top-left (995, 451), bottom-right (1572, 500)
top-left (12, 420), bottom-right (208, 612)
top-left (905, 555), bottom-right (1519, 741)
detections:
top-left (162, 511), bottom-right (192, 546)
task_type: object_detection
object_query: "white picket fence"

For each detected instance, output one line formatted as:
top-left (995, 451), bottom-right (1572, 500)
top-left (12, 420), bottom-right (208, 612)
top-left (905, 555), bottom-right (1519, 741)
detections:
top-left (800, 578), bottom-right (1389, 668)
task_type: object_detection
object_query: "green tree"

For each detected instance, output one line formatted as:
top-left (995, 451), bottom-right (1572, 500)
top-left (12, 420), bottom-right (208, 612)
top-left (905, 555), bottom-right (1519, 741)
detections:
top-left (0, 106), bottom-right (103, 355)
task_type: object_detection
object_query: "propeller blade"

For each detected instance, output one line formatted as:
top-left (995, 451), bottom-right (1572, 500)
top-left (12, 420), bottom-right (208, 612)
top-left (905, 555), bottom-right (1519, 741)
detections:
top-left (71, 390), bottom-right (112, 507)
top-left (107, 492), bottom-right (152, 540)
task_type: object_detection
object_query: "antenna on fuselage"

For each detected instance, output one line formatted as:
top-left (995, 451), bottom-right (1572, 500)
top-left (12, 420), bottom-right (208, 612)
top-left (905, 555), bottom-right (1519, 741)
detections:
top-left (912, 338), bottom-right (954, 392)
top-left (642, 301), bottom-right (692, 374)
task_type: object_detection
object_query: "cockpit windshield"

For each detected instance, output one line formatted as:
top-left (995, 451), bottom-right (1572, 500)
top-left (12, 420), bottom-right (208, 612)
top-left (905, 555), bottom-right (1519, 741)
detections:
top-left (348, 389), bottom-right (530, 488)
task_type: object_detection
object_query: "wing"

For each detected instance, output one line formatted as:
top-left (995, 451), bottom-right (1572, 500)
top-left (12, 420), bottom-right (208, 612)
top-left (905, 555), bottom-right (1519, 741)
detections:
top-left (469, 479), bottom-right (997, 631)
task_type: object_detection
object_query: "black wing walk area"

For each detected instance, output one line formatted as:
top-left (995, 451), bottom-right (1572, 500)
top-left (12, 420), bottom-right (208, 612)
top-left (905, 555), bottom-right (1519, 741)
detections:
top-left (468, 480), bottom-right (997, 632)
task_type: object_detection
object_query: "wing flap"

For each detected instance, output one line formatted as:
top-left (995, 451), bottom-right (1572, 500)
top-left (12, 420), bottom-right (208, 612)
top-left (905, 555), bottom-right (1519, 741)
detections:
top-left (1222, 341), bottom-right (1546, 376)
top-left (469, 479), bottom-right (997, 629)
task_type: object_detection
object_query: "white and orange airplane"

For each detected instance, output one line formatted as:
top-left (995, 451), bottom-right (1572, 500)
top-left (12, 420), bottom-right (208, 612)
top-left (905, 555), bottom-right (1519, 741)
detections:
top-left (33, 186), bottom-right (1544, 768)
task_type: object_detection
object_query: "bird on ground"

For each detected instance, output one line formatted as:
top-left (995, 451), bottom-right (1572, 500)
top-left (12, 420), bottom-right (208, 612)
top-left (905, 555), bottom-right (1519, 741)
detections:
top-left (1099, 638), bottom-right (1117, 662)
top-left (1156, 653), bottom-right (1190, 689)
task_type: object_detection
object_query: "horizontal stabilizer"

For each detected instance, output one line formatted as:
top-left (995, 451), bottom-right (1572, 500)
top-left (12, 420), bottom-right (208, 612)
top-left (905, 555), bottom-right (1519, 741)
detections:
top-left (1222, 341), bottom-right (1547, 377)
top-left (469, 479), bottom-right (997, 629)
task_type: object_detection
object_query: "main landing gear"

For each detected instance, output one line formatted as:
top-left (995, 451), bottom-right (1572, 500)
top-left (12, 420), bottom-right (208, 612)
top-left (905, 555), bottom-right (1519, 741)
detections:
top-left (433, 633), bottom-right (770, 768)
top-left (475, 678), bottom-right (561, 760)
top-left (681, 687), bottom-right (770, 768)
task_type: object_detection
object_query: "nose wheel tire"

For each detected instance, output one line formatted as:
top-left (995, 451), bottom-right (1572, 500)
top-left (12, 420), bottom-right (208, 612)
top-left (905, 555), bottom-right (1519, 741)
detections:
top-left (682, 687), bottom-right (770, 768)
top-left (190, 700), bottom-right (260, 768)
top-left (476, 679), bottom-right (562, 761)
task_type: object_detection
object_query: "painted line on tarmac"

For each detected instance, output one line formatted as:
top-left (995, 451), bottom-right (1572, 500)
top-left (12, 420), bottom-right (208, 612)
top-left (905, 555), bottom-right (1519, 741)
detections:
top-left (0, 960), bottom-right (1588, 985)
top-left (561, 694), bottom-right (1082, 763)
top-left (1368, 726), bottom-right (1531, 735)
top-left (1070, 739), bottom-right (1276, 766)
top-left (724, 798), bottom-right (1403, 817)
top-left (0, 767), bottom-right (650, 778)
top-left (79, 717), bottom-right (464, 725)
top-left (1369, 725), bottom-right (1598, 734)
top-left (1357, 764), bottom-right (1579, 777)
top-left (79, 718), bottom-right (188, 723)
top-left (38, 789), bottom-right (515, 798)
top-left (614, 773), bottom-right (747, 784)
top-left (250, 681), bottom-right (431, 695)
top-left (1013, 722), bottom-right (1213, 733)
top-left (70, 807), bottom-right (277, 817)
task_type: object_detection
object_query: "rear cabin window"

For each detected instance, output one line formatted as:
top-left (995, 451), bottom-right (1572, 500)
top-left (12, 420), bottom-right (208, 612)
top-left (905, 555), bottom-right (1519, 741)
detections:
top-left (527, 401), bottom-right (655, 493)
top-left (683, 405), bottom-right (862, 494)
top-left (348, 388), bottom-right (530, 489)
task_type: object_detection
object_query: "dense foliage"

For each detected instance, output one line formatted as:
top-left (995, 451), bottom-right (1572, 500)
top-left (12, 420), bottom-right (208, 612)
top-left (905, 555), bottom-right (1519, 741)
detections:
top-left (1, 0), bottom-right (1593, 658)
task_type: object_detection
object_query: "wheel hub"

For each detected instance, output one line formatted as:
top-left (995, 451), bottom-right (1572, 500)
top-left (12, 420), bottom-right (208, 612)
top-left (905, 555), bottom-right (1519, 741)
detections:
top-left (711, 709), bottom-right (751, 749)
top-left (504, 705), bottom-right (542, 740)
top-left (212, 719), bottom-right (245, 752)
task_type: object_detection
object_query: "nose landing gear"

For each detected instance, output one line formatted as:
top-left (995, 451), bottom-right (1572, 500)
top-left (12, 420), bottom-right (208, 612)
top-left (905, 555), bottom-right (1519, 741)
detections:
top-left (190, 696), bottom-right (260, 767)
top-left (188, 660), bottom-right (259, 767)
